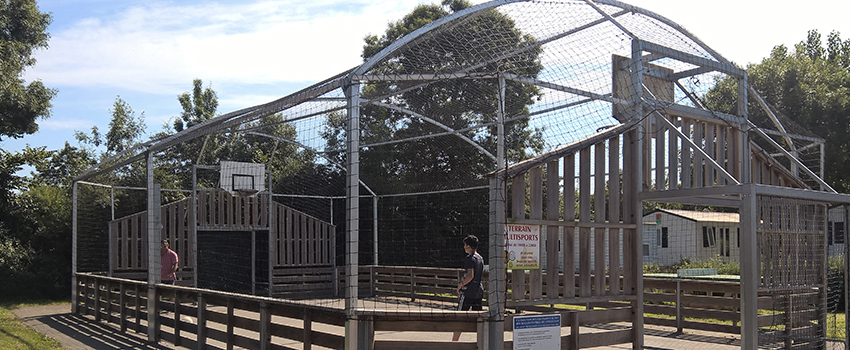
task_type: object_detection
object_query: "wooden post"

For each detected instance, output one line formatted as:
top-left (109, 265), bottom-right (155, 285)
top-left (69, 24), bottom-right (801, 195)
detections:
top-left (304, 309), bottom-right (313, 350)
top-left (260, 302), bottom-right (271, 350)
top-left (197, 293), bottom-right (207, 350)
top-left (227, 299), bottom-right (235, 350)
top-left (676, 280), bottom-right (682, 334)
top-left (570, 312), bottom-right (580, 350)
top-left (119, 281), bottom-right (127, 332)
top-left (134, 284), bottom-right (141, 333)
top-left (94, 279), bottom-right (101, 322)
top-left (173, 289), bottom-right (181, 347)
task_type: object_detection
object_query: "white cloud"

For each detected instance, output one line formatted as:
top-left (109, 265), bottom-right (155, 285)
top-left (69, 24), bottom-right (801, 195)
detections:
top-left (39, 118), bottom-right (95, 131)
top-left (27, 0), bottom-right (428, 95)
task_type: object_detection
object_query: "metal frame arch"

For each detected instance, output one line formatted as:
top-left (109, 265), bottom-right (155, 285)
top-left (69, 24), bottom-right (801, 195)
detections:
top-left (350, 0), bottom-right (523, 77)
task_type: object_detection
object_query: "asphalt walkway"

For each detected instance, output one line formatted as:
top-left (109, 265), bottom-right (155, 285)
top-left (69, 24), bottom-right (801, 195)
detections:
top-left (12, 303), bottom-right (741, 349)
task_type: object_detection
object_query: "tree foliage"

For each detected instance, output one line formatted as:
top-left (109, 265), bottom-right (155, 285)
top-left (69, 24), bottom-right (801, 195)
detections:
top-left (0, 0), bottom-right (56, 140)
top-left (75, 96), bottom-right (146, 158)
top-left (703, 30), bottom-right (850, 192)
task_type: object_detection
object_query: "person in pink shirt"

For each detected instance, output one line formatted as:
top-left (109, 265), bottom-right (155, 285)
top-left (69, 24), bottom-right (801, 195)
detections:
top-left (160, 240), bottom-right (178, 284)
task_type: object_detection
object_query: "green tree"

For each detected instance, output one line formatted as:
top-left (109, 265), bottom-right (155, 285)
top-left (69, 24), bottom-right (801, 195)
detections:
top-left (703, 30), bottom-right (850, 192)
top-left (0, 0), bottom-right (56, 140)
top-left (173, 78), bottom-right (218, 132)
top-left (0, 144), bottom-right (94, 300)
top-left (75, 96), bottom-right (146, 157)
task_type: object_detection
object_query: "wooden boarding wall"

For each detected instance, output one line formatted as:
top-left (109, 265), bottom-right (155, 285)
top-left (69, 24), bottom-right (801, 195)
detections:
top-left (642, 112), bottom-right (806, 191)
top-left (109, 197), bottom-right (192, 275)
top-left (506, 131), bottom-right (639, 304)
top-left (109, 191), bottom-right (336, 292)
top-left (500, 127), bottom-right (641, 349)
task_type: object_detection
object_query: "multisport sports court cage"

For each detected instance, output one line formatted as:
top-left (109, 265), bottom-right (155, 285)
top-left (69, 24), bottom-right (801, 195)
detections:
top-left (71, 0), bottom-right (850, 349)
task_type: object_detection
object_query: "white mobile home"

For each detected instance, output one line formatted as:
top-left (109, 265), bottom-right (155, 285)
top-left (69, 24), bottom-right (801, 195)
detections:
top-left (642, 209), bottom-right (740, 266)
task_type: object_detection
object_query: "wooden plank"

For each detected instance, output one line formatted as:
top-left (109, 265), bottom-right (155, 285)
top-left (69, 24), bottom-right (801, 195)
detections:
top-left (119, 221), bottom-right (128, 269)
top-left (608, 136), bottom-right (621, 296)
top-left (655, 113), bottom-right (665, 190)
top-left (511, 174), bottom-right (527, 300)
top-left (373, 340), bottom-right (477, 350)
top-left (594, 142), bottom-right (606, 296)
top-left (621, 129), bottom-right (635, 294)
top-left (579, 147), bottom-right (592, 297)
top-left (730, 128), bottom-right (741, 181)
top-left (301, 212), bottom-right (308, 266)
top-left (693, 121), bottom-right (704, 187)
top-left (530, 166), bottom-right (543, 299)
top-left (717, 126), bottom-right (727, 186)
top-left (579, 329), bottom-right (632, 349)
top-left (546, 160), bottom-right (560, 299)
top-left (705, 123), bottom-right (715, 186)
top-left (681, 118), bottom-right (692, 189)
top-left (668, 115), bottom-right (678, 190)
top-left (197, 192), bottom-right (205, 227)
top-left (643, 116), bottom-right (652, 189)
top-left (285, 207), bottom-right (292, 266)
top-left (563, 154), bottom-right (576, 298)
top-left (243, 196), bottom-right (250, 227)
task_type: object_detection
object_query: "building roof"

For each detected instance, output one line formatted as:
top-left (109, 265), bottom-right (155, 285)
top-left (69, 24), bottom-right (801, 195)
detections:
top-left (647, 209), bottom-right (739, 224)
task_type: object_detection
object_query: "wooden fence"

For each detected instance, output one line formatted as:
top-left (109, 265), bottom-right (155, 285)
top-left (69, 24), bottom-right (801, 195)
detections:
top-left (79, 265), bottom-right (818, 350)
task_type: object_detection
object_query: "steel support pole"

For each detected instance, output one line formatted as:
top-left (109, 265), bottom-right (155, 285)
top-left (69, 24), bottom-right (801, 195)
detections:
top-left (373, 196), bottom-right (378, 266)
top-left (740, 184), bottom-right (758, 350)
top-left (146, 151), bottom-right (162, 342)
top-left (71, 181), bottom-right (78, 314)
top-left (630, 38), bottom-right (645, 350)
top-left (487, 73), bottom-right (507, 350)
top-left (344, 80), bottom-right (361, 350)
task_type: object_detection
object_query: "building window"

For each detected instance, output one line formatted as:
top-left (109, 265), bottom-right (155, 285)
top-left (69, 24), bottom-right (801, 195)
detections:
top-left (657, 229), bottom-right (661, 247)
top-left (828, 222), bottom-right (834, 246)
top-left (643, 244), bottom-right (650, 256)
top-left (661, 227), bottom-right (669, 248)
top-left (702, 226), bottom-right (716, 247)
top-left (737, 228), bottom-right (740, 248)
top-left (836, 223), bottom-right (846, 245)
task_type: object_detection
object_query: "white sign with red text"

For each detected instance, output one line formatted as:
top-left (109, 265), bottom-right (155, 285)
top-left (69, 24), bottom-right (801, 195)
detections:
top-left (505, 224), bottom-right (540, 270)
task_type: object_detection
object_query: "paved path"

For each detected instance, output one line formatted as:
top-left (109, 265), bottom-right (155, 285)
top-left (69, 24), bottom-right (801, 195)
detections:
top-left (12, 303), bottom-right (741, 349)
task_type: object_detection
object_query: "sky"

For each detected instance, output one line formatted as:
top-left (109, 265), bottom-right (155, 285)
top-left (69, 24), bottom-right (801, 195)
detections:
top-left (3, 0), bottom-right (849, 156)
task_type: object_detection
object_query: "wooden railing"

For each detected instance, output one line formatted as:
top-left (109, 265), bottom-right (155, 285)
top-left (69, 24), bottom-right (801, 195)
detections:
top-left (369, 266), bottom-right (798, 337)
top-left (75, 273), bottom-right (346, 350)
top-left (78, 269), bottom-right (789, 349)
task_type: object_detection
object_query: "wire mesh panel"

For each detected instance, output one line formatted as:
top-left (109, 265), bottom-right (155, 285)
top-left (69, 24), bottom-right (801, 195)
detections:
top-left (757, 195), bottom-right (829, 349)
top-left (826, 205), bottom-right (848, 349)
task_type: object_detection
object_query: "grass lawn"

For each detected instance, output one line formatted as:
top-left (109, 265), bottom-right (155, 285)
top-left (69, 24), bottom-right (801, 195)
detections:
top-left (0, 302), bottom-right (65, 350)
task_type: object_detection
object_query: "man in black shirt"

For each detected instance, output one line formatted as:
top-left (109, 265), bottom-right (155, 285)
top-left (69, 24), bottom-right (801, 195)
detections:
top-left (453, 234), bottom-right (484, 341)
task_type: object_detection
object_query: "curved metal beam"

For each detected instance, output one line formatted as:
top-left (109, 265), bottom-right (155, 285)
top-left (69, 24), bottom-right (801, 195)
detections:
top-left (368, 101), bottom-right (496, 161)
